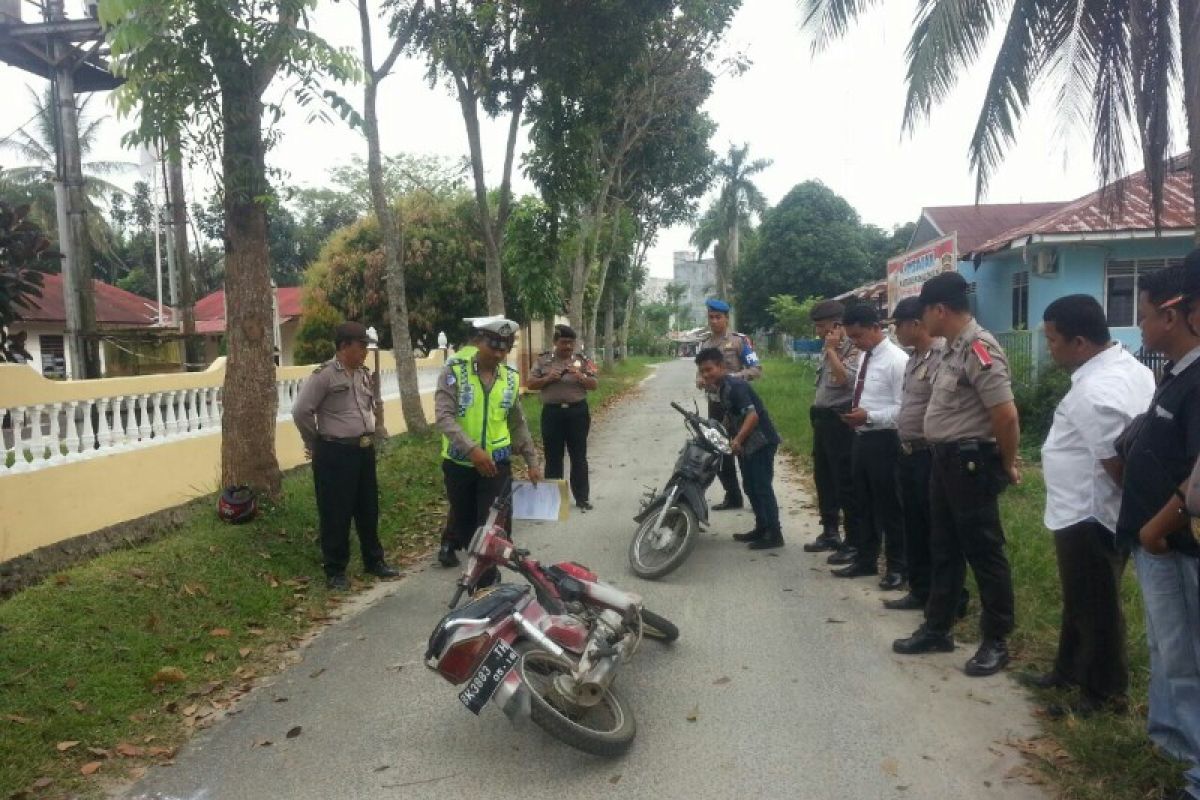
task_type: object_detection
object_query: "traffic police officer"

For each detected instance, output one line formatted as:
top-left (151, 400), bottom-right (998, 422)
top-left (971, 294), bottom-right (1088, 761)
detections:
top-left (292, 321), bottom-right (399, 591)
top-left (697, 298), bottom-right (762, 510)
top-left (893, 272), bottom-right (1020, 677)
top-left (434, 316), bottom-right (542, 567)
top-left (528, 324), bottom-right (598, 511)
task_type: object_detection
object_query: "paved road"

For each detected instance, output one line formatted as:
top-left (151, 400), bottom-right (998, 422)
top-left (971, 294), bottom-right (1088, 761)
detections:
top-left (127, 360), bottom-right (1046, 800)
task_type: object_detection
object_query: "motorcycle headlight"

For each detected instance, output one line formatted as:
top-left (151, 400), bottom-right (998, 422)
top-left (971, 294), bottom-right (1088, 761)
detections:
top-left (703, 426), bottom-right (731, 455)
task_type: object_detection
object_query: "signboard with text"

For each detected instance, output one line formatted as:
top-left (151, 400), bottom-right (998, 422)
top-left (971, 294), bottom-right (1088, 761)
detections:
top-left (886, 234), bottom-right (957, 313)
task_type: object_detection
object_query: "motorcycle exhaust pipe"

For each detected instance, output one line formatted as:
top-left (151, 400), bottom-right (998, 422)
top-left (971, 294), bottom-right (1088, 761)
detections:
top-left (573, 655), bottom-right (616, 707)
top-left (512, 611), bottom-right (566, 659)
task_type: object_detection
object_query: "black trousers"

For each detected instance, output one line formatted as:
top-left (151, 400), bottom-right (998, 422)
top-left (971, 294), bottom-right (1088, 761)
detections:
top-left (708, 401), bottom-right (742, 501)
top-left (1053, 520), bottom-right (1129, 700)
top-left (925, 446), bottom-right (1015, 639)
top-left (541, 401), bottom-right (590, 503)
top-left (312, 439), bottom-right (384, 577)
top-left (898, 447), bottom-right (933, 600)
top-left (850, 430), bottom-right (905, 573)
top-left (810, 406), bottom-right (858, 537)
top-left (442, 459), bottom-right (513, 549)
top-left (739, 443), bottom-right (780, 533)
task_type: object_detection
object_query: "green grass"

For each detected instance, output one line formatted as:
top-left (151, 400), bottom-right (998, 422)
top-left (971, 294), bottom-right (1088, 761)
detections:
top-left (757, 355), bottom-right (1183, 799)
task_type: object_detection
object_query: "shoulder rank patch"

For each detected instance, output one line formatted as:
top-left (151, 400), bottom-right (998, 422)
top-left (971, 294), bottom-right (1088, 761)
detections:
top-left (970, 340), bottom-right (994, 370)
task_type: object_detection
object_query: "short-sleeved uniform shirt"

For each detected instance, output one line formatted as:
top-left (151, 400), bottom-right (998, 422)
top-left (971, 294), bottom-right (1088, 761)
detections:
top-left (813, 338), bottom-right (859, 410)
top-left (531, 351), bottom-right (597, 405)
top-left (291, 358), bottom-right (376, 447)
top-left (718, 375), bottom-right (781, 456)
top-left (924, 319), bottom-right (1013, 443)
top-left (701, 330), bottom-right (761, 403)
top-left (896, 339), bottom-right (945, 442)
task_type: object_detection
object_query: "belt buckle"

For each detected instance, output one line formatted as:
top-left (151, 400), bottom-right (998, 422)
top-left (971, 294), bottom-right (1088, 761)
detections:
top-left (358, 435), bottom-right (372, 448)
top-left (900, 442), bottom-right (913, 456)
top-left (560, 403), bottom-right (570, 409)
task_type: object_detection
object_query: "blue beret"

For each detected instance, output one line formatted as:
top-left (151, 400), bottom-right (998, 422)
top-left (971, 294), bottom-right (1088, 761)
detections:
top-left (705, 298), bottom-right (731, 313)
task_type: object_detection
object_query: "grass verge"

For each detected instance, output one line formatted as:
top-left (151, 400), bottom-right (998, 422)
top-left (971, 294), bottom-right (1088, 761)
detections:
top-left (0, 357), bottom-right (656, 799)
top-left (756, 355), bottom-right (1182, 800)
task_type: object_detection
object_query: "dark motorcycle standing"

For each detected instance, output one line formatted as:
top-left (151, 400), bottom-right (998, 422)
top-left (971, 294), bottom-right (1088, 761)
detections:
top-left (628, 401), bottom-right (732, 579)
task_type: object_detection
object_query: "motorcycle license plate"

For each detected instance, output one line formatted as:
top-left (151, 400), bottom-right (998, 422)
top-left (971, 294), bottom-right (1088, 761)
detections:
top-left (458, 640), bottom-right (520, 715)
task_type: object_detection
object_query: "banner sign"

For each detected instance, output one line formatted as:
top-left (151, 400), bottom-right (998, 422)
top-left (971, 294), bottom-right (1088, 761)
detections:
top-left (886, 234), bottom-right (957, 313)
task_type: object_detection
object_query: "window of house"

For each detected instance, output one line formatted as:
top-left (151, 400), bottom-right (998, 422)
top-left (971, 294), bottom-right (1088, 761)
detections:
top-left (40, 335), bottom-right (66, 379)
top-left (1105, 258), bottom-right (1183, 326)
top-left (1012, 271), bottom-right (1029, 329)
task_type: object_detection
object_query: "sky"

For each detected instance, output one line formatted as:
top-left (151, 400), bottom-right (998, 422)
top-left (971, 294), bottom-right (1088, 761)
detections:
top-left (0, 0), bottom-right (1159, 283)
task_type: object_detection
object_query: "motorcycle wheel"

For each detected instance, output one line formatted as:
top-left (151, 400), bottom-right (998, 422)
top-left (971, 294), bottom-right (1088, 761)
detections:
top-left (517, 646), bottom-right (636, 757)
top-left (639, 609), bottom-right (679, 643)
top-left (628, 501), bottom-right (699, 580)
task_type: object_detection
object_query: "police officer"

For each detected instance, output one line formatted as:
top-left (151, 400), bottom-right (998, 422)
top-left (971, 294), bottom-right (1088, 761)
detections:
top-left (434, 316), bottom-right (542, 567)
top-left (893, 272), bottom-right (1020, 677)
top-left (696, 298), bottom-right (762, 510)
top-left (292, 322), bottom-right (399, 591)
top-left (528, 324), bottom-right (598, 511)
top-left (807, 300), bottom-right (862, 559)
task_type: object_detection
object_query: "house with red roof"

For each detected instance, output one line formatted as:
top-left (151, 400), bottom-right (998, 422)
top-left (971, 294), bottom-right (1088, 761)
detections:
top-left (11, 274), bottom-right (174, 378)
top-left (192, 286), bottom-right (305, 365)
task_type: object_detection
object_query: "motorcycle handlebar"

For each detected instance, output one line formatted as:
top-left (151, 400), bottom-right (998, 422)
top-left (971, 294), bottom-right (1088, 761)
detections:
top-left (670, 401), bottom-right (694, 419)
top-left (448, 584), bottom-right (466, 609)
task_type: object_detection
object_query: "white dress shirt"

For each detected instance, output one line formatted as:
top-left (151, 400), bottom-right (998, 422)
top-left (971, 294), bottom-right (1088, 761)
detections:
top-left (853, 336), bottom-right (909, 431)
top-left (1042, 344), bottom-right (1156, 532)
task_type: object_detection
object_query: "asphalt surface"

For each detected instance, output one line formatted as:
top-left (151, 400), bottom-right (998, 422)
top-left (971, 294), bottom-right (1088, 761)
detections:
top-left (125, 359), bottom-right (1046, 800)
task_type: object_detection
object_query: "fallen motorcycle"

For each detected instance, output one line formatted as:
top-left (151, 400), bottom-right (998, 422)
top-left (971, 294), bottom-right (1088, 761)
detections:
top-left (628, 401), bottom-right (731, 579)
top-left (425, 481), bottom-right (678, 756)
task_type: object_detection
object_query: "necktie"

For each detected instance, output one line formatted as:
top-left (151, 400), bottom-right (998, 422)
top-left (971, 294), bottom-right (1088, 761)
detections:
top-left (853, 348), bottom-right (872, 408)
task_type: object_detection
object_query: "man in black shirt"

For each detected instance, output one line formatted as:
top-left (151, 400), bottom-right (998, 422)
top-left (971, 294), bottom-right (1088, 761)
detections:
top-left (1113, 262), bottom-right (1200, 800)
top-left (696, 347), bottom-right (784, 550)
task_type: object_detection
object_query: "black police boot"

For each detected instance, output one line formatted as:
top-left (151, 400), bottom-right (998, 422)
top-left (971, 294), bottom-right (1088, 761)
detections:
top-left (1018, 670), bottom-right (1073, 690)
top-left (326, 573), bottom-right (350, 591)
top-left (964, 639), bottom-right (1010, 677)
top-left (437, 542), bottom-right (460, 568)
top-left (712, 494), bottom-right (744, 511)
top-left (804, 525), bottom-right (841, 553)
top-left (577, 500), bottom-right (594, 512)
top-left (747, 527), bottom-right (784, 550)
top-left (893, 624), bottom-right (955, 655)
top-left (878, 572), bottom-right (905, 591)
top-left (826, 546), bottom-right (858, 565)
top-left (883, 592), bottom-right (925, 611)
top-left (365, 562), bottom-right (400, 579)
top-left (733, 528), bottom-right (764, 543)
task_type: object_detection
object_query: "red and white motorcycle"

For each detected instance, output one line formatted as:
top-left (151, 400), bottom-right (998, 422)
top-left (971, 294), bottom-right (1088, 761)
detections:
top-left (425, 482), bottom-right (678, 756)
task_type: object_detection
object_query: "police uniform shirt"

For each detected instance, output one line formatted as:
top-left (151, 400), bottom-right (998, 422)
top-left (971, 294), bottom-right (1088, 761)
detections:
top-left (896, 339), bottom-right (945, 442)
top-left (700, 330), bottom-right (762, 380)
top-left (531, 351), bottom-right (597, 405)
top-left (813, 338), bottom-right (860, 409)
top-left (923, 319), bottom-right (1013, 443)
top-left (433, 358), bottom-right (539, 467)
top-left (292, 357), bottom-right (376, 447)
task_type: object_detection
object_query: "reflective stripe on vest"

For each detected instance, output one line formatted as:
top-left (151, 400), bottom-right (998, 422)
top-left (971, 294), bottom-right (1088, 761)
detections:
top-left (440, 359), bottom-right (520, 465)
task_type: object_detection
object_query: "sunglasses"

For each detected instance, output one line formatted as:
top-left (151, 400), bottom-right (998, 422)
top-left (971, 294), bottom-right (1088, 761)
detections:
top-left (482, 335), bottom-right (515, 351)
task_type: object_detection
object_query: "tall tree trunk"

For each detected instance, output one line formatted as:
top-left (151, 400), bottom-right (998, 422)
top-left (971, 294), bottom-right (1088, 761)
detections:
top-left (542, 315), bottom-right (555, 352)
top-left (218, 82), bottom-right (281, 497)
top-left (167, 133), bottom-right (200, 372)
top-left (619, 288), bottom-right (636, 360)
top-left (567, 208), bottom-right (595, 335)
top-left (1182, 0), bottom-right (1200, 244)
top-left (360, 0), bottom-right (427, 433)
top-left (603, 286), bottom-right (615, 366)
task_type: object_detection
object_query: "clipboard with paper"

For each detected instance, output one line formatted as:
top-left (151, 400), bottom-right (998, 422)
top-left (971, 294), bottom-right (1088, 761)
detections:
top-left (511, 479), bottom-right (571, 522)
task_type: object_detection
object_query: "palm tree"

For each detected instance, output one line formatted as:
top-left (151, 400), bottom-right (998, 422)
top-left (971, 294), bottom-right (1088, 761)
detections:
top-left (799, 1), bottom-right (1200, 243)
top-left (690, 143), bottom-right (771, 302)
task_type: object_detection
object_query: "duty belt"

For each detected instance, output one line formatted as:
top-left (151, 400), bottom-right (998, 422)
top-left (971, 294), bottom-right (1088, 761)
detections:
top-left (931, 440), bottom-right (996, 457)
top-left (548, 400), bottom-right (587, 410)
top-left (900, 439), bottom-right (929, 455)
top-left (320, 434), bottom-right (374, 448)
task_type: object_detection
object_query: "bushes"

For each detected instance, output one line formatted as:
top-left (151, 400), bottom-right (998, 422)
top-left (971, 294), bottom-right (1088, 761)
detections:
top-left (1013, 366), bottom-right (1070, 458)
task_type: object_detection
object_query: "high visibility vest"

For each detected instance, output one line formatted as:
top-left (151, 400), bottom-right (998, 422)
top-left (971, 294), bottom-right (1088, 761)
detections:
top-left (441, 357), bottom-right (520, 465)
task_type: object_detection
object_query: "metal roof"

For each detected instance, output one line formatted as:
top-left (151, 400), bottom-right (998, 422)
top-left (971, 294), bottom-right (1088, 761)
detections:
top-left (193, 287), bottom-right (305, 334)
top-left (18, 273), bottom-right (170, 326)
top-left (921, 202), bottom-right (1069, 254)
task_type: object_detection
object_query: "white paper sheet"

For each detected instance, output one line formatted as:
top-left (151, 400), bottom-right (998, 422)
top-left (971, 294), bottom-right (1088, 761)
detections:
top-left (511, 480), bottom-right (569, 521)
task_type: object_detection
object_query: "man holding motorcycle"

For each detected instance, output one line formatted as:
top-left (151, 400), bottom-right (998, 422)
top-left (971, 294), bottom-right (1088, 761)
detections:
top-left (434, 316), bottom-right (542, 567)
top-left (695, 347), bottom-right (783, 550)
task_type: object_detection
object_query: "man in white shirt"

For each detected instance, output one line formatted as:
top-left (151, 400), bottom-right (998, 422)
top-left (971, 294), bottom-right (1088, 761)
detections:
top-left (833, 304), bottom-right (910, 590)
top-left (1036, 294), bottom-right (1155, 715)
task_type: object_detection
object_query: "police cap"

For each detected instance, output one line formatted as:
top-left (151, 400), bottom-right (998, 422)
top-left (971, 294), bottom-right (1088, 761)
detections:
top-left (469, 315), bottom-right (519, 337)
top-left (705, 298), bottom-right (731, 314)
top-left (809, 299), bottom-right (845, 322)
top-left (334, 321), bottom-right (371, 347)
top-left (891, 297), bottom-right (924, 322)
top-left (918, 271), bottom-right (969, 308)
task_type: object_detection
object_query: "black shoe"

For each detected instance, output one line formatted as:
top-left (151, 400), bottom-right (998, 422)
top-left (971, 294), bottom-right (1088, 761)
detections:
top-left (878, 572), bottom-right (905, 591)
top-left (747, 531), bottom-right (784, 550)
top-left (437, 543), bottom-right (460, 568)
top-left (712, 496), bottom-right (744, 511)
top-left (326, 574), bottom-right (350, 591)
top-left (964, 639), bottom-right (1010, 676)
top-left (803, 534), bottom-right (840, 553)
top-left (365, 562), bottom-right (400, 579)
top-left (832, 562), bottom-right (876, 579)
top-left (826, 547), bottom-right (858, 565)
top-left (733, 528), bottom-right (764, 543)
top-left (577, 500), bottom-right (594, 512)
top-left (893, 625), bottom-right (955, 654)
top-left (1019, 670), bottom-right (1073, 691)
top-left (883, 593), bottom-right (925, 611)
